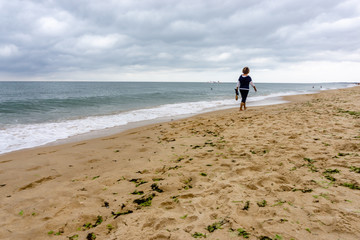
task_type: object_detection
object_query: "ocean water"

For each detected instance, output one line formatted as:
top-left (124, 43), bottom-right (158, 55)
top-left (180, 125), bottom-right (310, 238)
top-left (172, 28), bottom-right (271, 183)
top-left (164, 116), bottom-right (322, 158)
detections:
top-left (0, 81), bottom-right (355, 154)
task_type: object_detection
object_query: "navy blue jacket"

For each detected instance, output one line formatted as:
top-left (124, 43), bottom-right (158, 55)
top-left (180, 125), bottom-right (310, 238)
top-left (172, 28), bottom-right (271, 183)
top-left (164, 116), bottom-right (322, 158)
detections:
top-left (238, 75), bottom-right (252, 90)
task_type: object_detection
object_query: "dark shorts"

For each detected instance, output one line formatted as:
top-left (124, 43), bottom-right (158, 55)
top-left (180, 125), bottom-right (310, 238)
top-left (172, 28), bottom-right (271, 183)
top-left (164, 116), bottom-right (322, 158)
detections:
top-left (240, 89), bottom-right (249, 103)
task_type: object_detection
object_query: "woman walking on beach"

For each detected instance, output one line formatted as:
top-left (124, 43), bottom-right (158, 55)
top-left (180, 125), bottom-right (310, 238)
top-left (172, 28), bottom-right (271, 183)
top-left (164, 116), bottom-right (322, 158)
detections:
top-left (236, 67), bottom-right (257, 111)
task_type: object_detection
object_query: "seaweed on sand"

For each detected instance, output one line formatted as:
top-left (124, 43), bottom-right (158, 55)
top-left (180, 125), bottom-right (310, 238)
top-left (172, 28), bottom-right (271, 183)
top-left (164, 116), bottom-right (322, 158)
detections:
top-left (171, 195), bottom-right (179, 203)
top-left (257, 200), bottom-right (267, 207)
top-left (94, 216), bottom-right (103, 226)
top-left (322, 168), bottom-right (339, 182)
top-left (350, 166), bottom-right (360, 173)
top-left (342, 182), bottom-right (360, 190)
top-left (259, 237), bottom-right (273, 240)
top-left (68, 234), bottom-right (79, 240)
top-left (152, 178), bottom-right (164, 181)
top-left (102, 201), bottom-right (109, 208)
top-left (133, 193), bottom-right (155, 207)
top-left (304, 158), bottom-right (318, 172)
top-left (338, 109), bottom-right (360, 117)
top-left (82, 216), bottom-right (103, 230)
top-left (182, 177), bottom-right (193, 190)
top-left (169, 165), bottom-right (182, 170)
top-left (206, 219), bottom-right (227, 233)
top-left (131, 190), bottom-right (144, 195)
top-left (324, 174), bottom-right (336, 182)
top-left (237, 228), bottom-right (250, 238)
top-left (323, 169), bottom-right (340, 174)
top-left (86, 233), bottom-right (96, 240)
top-left (129, 178), bottom-right (148, 187)
top-left (111, 210), bottom-right (133, 219)
top-left (242, 201), bottom-right (250, 210)
top-left (151, 183), bottom-right (164, 193)
top-left (192, 232), bottom-right (206, 238)
top-left (106, 224), bottom-right (114, 232)
top-left (292, 188), bottom-right (313, 193)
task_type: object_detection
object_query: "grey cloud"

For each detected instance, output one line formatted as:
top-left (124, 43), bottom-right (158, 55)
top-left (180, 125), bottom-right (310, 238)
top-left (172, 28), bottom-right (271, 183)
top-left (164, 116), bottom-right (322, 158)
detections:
top-left (1, 0), bottom-right (360, 78)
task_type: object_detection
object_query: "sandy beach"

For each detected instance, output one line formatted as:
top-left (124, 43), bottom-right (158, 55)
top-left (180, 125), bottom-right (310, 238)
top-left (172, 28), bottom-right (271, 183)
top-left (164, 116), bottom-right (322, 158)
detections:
top-left (0, 86), bottom-right (359, 240)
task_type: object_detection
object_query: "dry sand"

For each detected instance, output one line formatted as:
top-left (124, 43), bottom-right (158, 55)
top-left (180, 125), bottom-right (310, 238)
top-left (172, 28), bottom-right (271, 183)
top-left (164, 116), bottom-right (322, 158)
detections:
top-left (0, 87), bottom-right (359, 240)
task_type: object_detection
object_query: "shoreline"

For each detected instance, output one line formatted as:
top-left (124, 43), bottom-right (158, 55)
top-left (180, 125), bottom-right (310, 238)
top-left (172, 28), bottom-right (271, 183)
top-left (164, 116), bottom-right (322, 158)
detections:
top-left (1, 86), bottom-right (359, 239)
top-left (1, 83), bottom-right (357, 156)
top-left (0, 86), bottom-right (339, 156)
top-left (0, 94), bottom-right (291, 157)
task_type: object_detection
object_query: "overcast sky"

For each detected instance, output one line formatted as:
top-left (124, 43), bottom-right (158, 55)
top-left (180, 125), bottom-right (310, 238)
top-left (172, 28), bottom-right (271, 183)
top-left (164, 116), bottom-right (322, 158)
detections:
top-left (1, 0), bottom-right (360, 83)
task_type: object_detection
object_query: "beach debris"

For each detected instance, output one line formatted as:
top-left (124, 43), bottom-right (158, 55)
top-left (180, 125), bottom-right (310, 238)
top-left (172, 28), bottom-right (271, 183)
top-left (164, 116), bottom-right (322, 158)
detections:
top-left (191, 145), bottom-right (202, 149)
top-left (350, 166), bottom-right (360, 173)
top-left (304, 157), bottom-right (318, 172)
top-left (151, 183), bottom-right (163, 193)
top-left (292, 188), bottom-right (313, 193)
top-left (152, 178), bottom-right (164, 181)
top-left (342, 182), bottom-right (360, 190)
top-left (242, 201), bottom-right (250, 210)
top-left (169, 165), bottom-right (182, 170)
top-left (47, 228), bottom-right (63, 236)
top-left (82, 216), bottom-right (103, 230)
top-left (129, 178), bottom-right (148, 187)
top-left (237, 228), bottom-right (250, 238)
top-left (102, 201), bottom-right (110, 208)
top-left (323, 168), bottom-right (339, 182)
top-left (180, 214), bottom-right (188, 219)
top-left (259, 236), bottom-right (273, 240)
top-left (257, 200), bottom-right (267, 207)
top-left (106, 224), bottom-right (115, 232)
top-left (304, 157), bottom-right (315, 163)
top-left (175, 157), bottom-right (184, 163)
top-left (206, 219), bottom-right (227, 233)
top-left (192, 232), bottom-right (206, 238)
top-left (68, 234), bottom-right (79, 240)
top-left (131, 190), bottom-right (144, 195)
top-left (200, 173), bottom-right (207, 176)
top-left (111, 210), bottom-right (133, 219)
top-left (204, 140), bottom-right (216, 147)
top-left (323, 169), bottom-right (340, 174)
top-left (324, 174), bottom-right (336, 182)
top-left (133, 193), bottom-right (155, 207)
top-left (107, 224), bottom-right (114, 233)
top-left (338, 109), bottom-right (360, 117)
top-left (86, 232), bottom-right (96, 240)
top-left (171, 195), bottom-right (179, 203)
top-left (182, 178), bottom-right (193, 190)
top-left (0, 184), bottom-right (6, 187)
top-left (271, 200), bottom-right (286, 207)
top-left (313, 193), bottom-right (330, 200)
top-left (92, 176), bottom-right (100, 180)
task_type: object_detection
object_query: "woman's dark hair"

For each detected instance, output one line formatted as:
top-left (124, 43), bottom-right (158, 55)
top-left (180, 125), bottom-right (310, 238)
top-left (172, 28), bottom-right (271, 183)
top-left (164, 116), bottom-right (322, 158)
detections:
top-left (242, 67), bottom-right (250, 74)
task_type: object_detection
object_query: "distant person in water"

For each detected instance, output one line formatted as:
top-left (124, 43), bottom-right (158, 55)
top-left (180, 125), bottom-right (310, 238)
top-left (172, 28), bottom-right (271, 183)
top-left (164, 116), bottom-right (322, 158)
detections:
top-left (236, 67), bottom-right (257, 111)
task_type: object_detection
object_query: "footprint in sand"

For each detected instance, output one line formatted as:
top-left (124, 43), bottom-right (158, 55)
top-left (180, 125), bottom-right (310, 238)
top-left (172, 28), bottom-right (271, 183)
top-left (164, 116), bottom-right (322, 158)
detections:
top-left (26, 166), bottom-right (42, 171)
top-left (18, 175), bottom-right (61, 191)
top-left (0, 160), bottom-right (13, 164)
